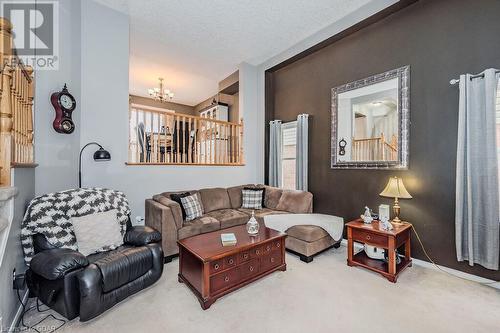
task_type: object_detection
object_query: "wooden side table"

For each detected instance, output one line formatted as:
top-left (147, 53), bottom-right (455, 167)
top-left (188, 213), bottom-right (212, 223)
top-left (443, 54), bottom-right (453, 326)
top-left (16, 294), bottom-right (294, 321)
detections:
top-left (346, 219), bottom-right (412, 283)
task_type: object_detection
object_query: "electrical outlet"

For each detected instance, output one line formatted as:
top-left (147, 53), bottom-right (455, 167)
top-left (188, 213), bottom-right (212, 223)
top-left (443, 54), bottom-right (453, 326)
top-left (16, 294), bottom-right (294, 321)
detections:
top-left (12, 268), bottom-right (25, 290)
top-left (135, 216), bottom-right (144, 225)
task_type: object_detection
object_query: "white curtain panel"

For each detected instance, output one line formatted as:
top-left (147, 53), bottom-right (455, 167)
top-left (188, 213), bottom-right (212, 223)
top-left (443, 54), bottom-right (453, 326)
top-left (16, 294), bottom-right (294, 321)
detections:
top-left (296, 114), bottom-right (309, 191)
top-left (269, 120), bottom-right (282, 188)
top-left (455, 68), bottom-right (500, 270)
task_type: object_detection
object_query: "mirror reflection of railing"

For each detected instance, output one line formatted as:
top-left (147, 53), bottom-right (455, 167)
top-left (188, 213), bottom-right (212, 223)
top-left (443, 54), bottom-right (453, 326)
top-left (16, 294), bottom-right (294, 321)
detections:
top-left (0, 18), bottom-right (36, 187)
top-left (352, 133), bottom-right (397, 161)
top-left (128, 108), bottom-right (244, 165)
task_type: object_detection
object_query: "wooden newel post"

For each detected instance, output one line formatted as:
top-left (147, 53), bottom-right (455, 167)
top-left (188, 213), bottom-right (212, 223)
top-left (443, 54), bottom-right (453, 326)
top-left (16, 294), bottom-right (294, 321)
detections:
top-left (0, 18), bottom-right (13, 67)
top-left (239, 118), bottom-right (244, 164)
top-left (0, 64), bottom-right (13, 186)
top-left (26, 66), bottom-right (34, 163)
top-left (0, 18), bottom-right (13, 185)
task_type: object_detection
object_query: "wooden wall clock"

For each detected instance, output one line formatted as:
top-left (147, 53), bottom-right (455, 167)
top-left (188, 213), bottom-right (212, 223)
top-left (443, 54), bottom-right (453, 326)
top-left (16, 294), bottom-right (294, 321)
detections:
top-left (51, 84), bottom-right (76, 134)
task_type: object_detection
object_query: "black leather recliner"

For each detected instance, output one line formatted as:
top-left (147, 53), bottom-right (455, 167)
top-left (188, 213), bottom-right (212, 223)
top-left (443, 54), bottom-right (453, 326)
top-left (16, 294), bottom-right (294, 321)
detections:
top-left (26, 220), bottom-right (164, 322)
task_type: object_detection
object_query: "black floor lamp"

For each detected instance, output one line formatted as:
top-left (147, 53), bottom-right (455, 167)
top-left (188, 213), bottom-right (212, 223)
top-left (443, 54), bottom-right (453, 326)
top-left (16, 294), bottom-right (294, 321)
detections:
top-left (79, 142), bottom-right (111, 188)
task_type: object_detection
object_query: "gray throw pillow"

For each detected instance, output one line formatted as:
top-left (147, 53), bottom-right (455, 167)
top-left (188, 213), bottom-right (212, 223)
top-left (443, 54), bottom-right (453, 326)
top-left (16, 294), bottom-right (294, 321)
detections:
top-left (71, 209), bottom-right (124, 256)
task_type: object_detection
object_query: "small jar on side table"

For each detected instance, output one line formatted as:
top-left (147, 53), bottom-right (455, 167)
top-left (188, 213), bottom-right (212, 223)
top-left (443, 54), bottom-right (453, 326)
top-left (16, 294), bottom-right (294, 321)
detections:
top-left (346, 219), bottom-right (412, 283)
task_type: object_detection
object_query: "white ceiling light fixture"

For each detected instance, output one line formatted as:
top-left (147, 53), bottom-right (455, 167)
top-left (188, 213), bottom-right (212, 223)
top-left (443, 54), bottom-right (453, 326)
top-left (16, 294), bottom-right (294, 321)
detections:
top-left (148, 77), bottom-right (174, 102)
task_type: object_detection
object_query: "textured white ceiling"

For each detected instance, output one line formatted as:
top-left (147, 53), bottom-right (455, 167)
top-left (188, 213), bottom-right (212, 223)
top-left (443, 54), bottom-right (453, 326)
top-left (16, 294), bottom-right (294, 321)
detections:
top-left (94, 0), bottom-right (374, 105)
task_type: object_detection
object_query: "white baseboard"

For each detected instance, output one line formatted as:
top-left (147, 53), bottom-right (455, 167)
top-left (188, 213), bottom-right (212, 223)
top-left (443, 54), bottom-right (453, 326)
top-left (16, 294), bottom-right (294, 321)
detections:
top-left (9, 289), bottom-right (29, 332)
top-left (340, 240), bottom-right (500, 290)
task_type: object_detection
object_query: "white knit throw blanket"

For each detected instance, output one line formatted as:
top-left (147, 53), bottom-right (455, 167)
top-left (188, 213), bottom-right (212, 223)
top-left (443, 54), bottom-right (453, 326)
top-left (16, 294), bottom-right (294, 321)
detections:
top-left (264, 213), bottom-right (344, 241)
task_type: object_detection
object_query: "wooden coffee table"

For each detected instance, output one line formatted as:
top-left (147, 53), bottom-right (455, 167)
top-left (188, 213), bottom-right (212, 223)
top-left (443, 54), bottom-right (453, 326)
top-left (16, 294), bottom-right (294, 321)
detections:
top-left (178, 225), bottom-right (287, 309)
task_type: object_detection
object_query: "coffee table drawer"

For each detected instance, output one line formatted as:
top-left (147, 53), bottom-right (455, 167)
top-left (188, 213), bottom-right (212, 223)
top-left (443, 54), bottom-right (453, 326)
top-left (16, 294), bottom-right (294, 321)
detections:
top-left (240, 259), bottom-right (259, 280)
top-left (253, 246), bottom-right (264, 257)
top-left (352, 229), bottom-right (388, 248)
top-left (210, 267), bottom-right (240, 294)
top-left (209, 259), bottom-right (223, 274)
top-left (223, 255), bottom-right (237, 269)
top-left (260, 251), bottom-right (282, 271)
top-left (262, 242), bottom-right (273, 255)
top-left (272, 239), bottom-right (282, 250)
top-left (239, 251), bottom-right (252, 263)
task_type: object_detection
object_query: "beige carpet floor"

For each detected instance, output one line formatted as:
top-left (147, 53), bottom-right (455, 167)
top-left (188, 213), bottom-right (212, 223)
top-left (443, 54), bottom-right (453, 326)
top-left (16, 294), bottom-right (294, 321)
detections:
top-left (23, 246), bottom-right (500, 333)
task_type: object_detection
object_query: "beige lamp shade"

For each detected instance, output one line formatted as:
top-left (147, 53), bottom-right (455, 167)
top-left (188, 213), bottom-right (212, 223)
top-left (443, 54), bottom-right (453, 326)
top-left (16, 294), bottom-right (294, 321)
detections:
top-left (379, 177), bottom-right (412, 199)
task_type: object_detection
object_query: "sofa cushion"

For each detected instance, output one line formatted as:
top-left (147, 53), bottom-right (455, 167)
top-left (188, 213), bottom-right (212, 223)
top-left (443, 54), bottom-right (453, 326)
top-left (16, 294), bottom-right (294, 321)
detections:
top-left (264, 186), bottom-right (283, 209)
top-left (238, 208), bottom-right (289, 219)
top-left (92, 246), bottom-right (153, 293)
top-left (286, 225), bottom-right (329, 243)
top-left (275, 190), bottom-right (313, 213)
top-left (199, 188), bottom-right (232, 213)
top-left (178, 216), bottom-right (220, 239)
top-left (227, 185), bottom-right (246, 208)
top-left (205, 209), bottom-right (249, 229)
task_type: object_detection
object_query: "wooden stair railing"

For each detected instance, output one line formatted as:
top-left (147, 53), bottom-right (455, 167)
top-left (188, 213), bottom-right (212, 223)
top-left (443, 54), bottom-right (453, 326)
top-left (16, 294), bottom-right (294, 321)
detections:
top-left (352, 133), bottom-right (398, 161)
top-left (0, 18), bottom-right (36, 187)
top-left (128, 107), bottom-right (244, 166)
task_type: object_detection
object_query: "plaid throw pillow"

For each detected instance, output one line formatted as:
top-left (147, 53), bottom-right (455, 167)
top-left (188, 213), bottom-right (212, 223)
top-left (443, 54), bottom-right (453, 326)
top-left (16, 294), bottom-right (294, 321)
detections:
top-left (181, 194), bottom-right (203, 221)
top-left (242, 189), bottom-right (264, 210)
top-left (244, 186), bottom-right (266, 208)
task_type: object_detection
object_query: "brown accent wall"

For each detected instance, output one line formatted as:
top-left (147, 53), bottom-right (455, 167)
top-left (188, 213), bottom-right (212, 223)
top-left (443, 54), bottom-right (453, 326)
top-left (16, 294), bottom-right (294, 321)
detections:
top-left (266, 0), bottom-right (500, 279)
top-left (129, 95), bottom-right (195, 115)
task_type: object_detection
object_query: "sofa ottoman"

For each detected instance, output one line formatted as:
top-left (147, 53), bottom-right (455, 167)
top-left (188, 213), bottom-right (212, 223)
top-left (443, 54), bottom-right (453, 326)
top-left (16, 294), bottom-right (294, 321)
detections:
top-left (286, 225), bottom-right (339, 262)
top-left (264, 213), bottom-right (344, 263)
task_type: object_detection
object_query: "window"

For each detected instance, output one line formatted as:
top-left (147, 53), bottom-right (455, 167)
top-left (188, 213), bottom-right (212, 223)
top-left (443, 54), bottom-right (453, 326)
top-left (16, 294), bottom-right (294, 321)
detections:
top-left (281, 121), bottom-right (297, 190)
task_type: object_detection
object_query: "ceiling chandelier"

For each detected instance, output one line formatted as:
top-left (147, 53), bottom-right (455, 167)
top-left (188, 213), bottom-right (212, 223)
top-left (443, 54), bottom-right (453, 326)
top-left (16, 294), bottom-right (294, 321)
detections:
top-left (148, 77), bottom-right (174, 102)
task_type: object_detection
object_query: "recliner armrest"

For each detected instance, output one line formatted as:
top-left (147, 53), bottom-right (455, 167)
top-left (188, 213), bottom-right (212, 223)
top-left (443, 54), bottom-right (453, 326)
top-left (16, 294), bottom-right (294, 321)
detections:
top-left (30, 248), bottom-right (89, 280)
top-left (124, 226), bottom-right (161, 246)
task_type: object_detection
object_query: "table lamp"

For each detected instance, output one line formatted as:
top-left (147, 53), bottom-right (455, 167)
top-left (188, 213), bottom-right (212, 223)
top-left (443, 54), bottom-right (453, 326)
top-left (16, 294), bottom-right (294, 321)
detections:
top-left (379, 177), bottom-right (412, 223)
